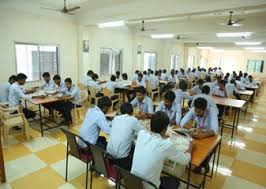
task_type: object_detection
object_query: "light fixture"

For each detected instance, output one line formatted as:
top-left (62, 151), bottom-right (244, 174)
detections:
top-left (150, 34), bottom-right (175, 39)
top-left (244, 47), bottom-right (265, 50)
top-left (216, 32), bottom-right (252, 38)
top-left (212, 49), bottom-right (225, 52)
top-left (97, 20), bottom-right (125, 28)
top-left (235, 42), bottom-right (262, 46)
top-left (198, 46), bottom-right (213, 50)
top-left (252, 50), bottom-right (266, 53)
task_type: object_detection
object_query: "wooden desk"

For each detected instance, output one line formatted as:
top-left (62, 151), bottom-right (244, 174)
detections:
top-left (237, 90), bottom-right (254, 96)
top-left (159, 80), bottom-right (170, 85)
top-left (237, 90), bottom-right (254, 108)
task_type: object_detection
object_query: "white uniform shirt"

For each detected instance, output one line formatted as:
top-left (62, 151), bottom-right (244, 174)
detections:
top-left (0, 82), bottom-right (11, 102)
top-left (203, 82), bottom-right (215, 93)
top-left (226, 83), bottom-right (238, 97)
top-left (240, 77), bottom-right (248, 85)
top-left (82, 75), bottom-right (92, 86)
top-left (88, 80), bottom-right (101, 92)
top-left (161, 73), bottom-right (168, 81)
top-left (55, 81), bottom-right (65, 93)
top-left (157, 101), bottom-right (182, 124)
top-left (63, 85), bottom-right (82, 105)
top-left (245, 80), bottom-right (257, 87)
top-left (131, 130), bottom-right (191, 189)
top-left (40, 80), bottom-right (55, 91)
top-left (79, 106), bottom-right (111, 147)
top-left (150, 75), bottom-right (159, 89)
top-left (136, 79), bottom-right (146, 88)
top-left (191, 94), bottom-right (219, 116)
top-left (236, 80), bottom-right (245, 90)
top-left (8, 82), bottom-right (31, 107)
top-left (131, 96), bottom-right (153, 114)
top-left (175, 89), bottom-right (193, 104)
top-left (180, 107), bottom-right (218, 134)
top-left (168, 75), bottom-right (177, 82)
top-left (212, 86), bottom-right (226, 97)
top-left (107, 114), bottom-right (144, 159)
top-left (104, 81), bottom-right (120, 93)
top-left (191, 85), bottom-right (202, 95)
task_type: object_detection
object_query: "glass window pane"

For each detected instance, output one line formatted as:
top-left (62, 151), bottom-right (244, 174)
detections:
top-left (39, 45), bottom-right (58, 77)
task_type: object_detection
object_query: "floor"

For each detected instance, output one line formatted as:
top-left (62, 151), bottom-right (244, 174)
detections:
top-left (1, 87), bottom-right (266, 189)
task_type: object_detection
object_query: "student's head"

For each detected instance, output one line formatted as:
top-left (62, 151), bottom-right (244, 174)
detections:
top-left (42, 72), bottom-right (51, 82)
top-left (137, 73), bottom-right (143, 81)
top-left (248, 75), bottom-right (253, 81)
top-left (201, 85), bottom-right (210, 95)
top-left (97, 96), bottom-right (112, 114)
top-left (8, 75), bottom-right (17, 84)
top-left (216, 76), bottom-right (222, 82)
top-left (155, 71), bottom-right (159, 76)
top-left (53, 75), bottom-right (61, 85)
top-left (143, 71), bottom-right (147, 75)
top-left (235, 76), bottom-right (240, 81)
top-left (120, 102), bottom-right (133, 115)
top-left (230, 79), bottom-right (236, 85)
top-left (163, 69), bottom-right (167, 73)
top-left (150, 70), bottom-right (154, 75)
top-left (92, 74), bottom-right (99, 81)
top-left (122, 73), bottom-right (128, 80)
top-left (194, 97), bottom-right (208, 117)
top-left (135, 70), bottom-right (140, 74)
top-left (205, 76), bottom-right (211, 82)
top-left (244, 73), bottom-right (248, 77)
top-left (136, 86), bottom-right (146, 102)
top-left (110, 75), bottom-right (116, 82)
top-left (197, 79), bottom-right (204, 87)
top-left (170, 69), bottom-right (175, 75)
top-left (164, 90), bottom-right (176, 109)
top-left (87, 70), bottom-right (94, 77)
top-left (64, 78), bottom-right (72, 89)
top-left (16, 73), bottom-right (27, 85)
top-left (150, 111), bottom-right (170, 136)
top-left (116, 71), bottom-right (120, 78)
top-left (218, 80), bottom-right (226, 89)
top-left (179, 80), bottom-right (188, 91)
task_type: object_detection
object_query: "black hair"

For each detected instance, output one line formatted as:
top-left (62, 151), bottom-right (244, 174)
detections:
top-left (143, 71), bottom-right (147, 75)
top-left (138, 73), bottom-right (143, 78)
top-left (64, 78), bottom-right (72, 83)
top-left (155, 71), bottom-right (159, 76)
top-left (122, 73), bottom-right (128, 80)
top-left (150, 111), bottom-right (170, 134)
top-left (218, 79), bottom-right (226, 85)
top-left (17, 73), bottom-right (27, 80)
top-left (97, 96), bottom-right (112, 110)
top-left (136, 86), bottom-right (146, 94)
top-left (205, 76), bottom-right (211, 82)
top-left (135, 70), bottom-right (140, 74)
top-left (197, 79), bottom-right (204, 85)
top-left (201, 85), bottom-right (210, 95)
top-left (120, 103), bottom-right (133, 114)
top-left (8, 75), bottom-right (17, 82)
top-left (92, 74), bottom-right (99, 80)
top-left (53, 75), bottom-right (61, 80)
top-left (116, 71), bottom-right (120, 76)
top-left (164, 90), bottom-right (176, 102)
top-left (163, 69), bottom-right (167, 73)
top-left (150, 70), bottom-right (154, 74)
top-left (179, 80), bottom-right (188, 91)
top-left (87, 70), bottom-right (94, 76)
top-left (110, 75), bottom-right (116, 82)
top-left (194, 97), bottom-right (207, 110)
top-left (42, 72), bottom-right (50, 77)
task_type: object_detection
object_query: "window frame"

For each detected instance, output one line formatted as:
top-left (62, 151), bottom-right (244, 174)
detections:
top-left (14, 42), bottom-right (60, 82)
top-left (170, 54), bottom-right (180, 70)
top-left (143, 51), bottom-right (157, 71)
top-left (246, 59), bottom-right (264, 73)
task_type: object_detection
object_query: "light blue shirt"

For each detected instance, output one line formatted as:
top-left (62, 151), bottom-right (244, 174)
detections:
top-left (191, 94), bottom-right (219, 116)
top-left (55, 81), bottom-right (66, 93)
top-left (157, 101), bottom-right (182, 124)
top-left (136, 79), bottom-right (146, 88)
top-left (107, 114), bottom-right (144, 159)
top-left (0, 82), bottom-right (11, 102)
top-left (79, 106), bottom-right (111, 147)
top-left (104, 81), bottom-right (121, 93)
top-left (40, 80), bottom-right (55, 91)
top-left (180, 107), bottom-right (218, 134)
top-left (63, 85), bottom-right (82, 105)
top-left (175, 89), bottom-right (193, 104)
top-left (82, 75), bottom-right (92, 86)
top-left (131, 96), bottom-right (153, 114)
top-left (203, 82), bottom-right (215, 93)
top-left (8, 82), bottom-right (31, 107)
top-left (191, 85), bottom-right (202, 95)
top-left (150, 75), bottom-right (159, 89)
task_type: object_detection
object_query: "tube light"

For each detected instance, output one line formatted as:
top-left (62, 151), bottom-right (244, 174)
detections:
top-left (97, 20), bottom-right (125, 28)
top-left (216, 32), bottom-right (252, 38)
top-left (150, 34), bottom-right (175, 39)
top-left (235, 42), bottom-right (262, 46)
top-left (252, 50), bottom-right (266, 53)
top-left (198, 47), bottom-right (213, 50)
top-left (244, 47), bottom-right (265, 50)
top-left (212, 49), bottom-right (225, 52)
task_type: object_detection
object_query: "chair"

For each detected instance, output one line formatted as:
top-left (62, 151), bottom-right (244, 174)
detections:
top-left (0, 105), bottom-right (29, 145)
top-left (146, 82), bottom-right (159, 101)
top-left (78, 83), bottom-right (88, 90)
top-left (61, 128), bottom-right (92, 189)
top-left (88, 86), bottom-right (101, 106)
top-left (114, 165), bottom-right (158, 189)
top-left (71, 90), bottom-right (89, 126)
top-left (89, 144), bottom-right (119, 189)
top-left (102, 88), bottom-right (120, 111)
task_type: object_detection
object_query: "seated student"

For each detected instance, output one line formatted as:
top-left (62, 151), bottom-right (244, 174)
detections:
top-left (40, 72), bottom-right (55, 91)
top-left (191, 85), bottom-right (219, 116)
top-left (79, 96), bottom-right (112, 150)
top-left (53, 75), bottom-right (65, 93)
top-left (132, 70), bottom-right (140, 82)
top-left (56, 78), bottom-right (82, 125)
top-left (8, 73), bottom-right (36, 119)
top-left (82, 70), bottom-right (94, 86)
top-left (161, 69), bottom-right (168, 80)
top-left (0, 75), bottom-right (17, 103)
top-left (245, 75), bottom-right (257, 87)
top-left (104, 75), bottom-right (121, 100)
top-left (131, 86), bottom-right (153, 119)
top-left (178, 69), bottom-right (187, 79)
top-left (150, 70), bottom-right (159, 89)
top-left (122, 73), bottom-right (128, 81)
top-left (191, 79), bottom-right (204, 95)
top-left (143, 71), bottom-right (149, 82)
top-left (157, 90), bottom-right (182, 126)
top-left (116, 71), bottom-right (121, 81)
top-left (131, 111), bottom-right (192, 189)
top-left (88, 73), bottom-right (103, 97)
top-left (136, 73), bottom-right (146, 88)
top-left (203, 76), bottom-right (215, 93)
top-left (168, 69), bottom-right (177, 82)
top-left (241, 73), bottom-right (249, 84)
top-left (212, 80), bottom-right (228, 98)
top-left (226, 79), bottom-right (239, 98)
top-left (175, 80), bottom-right (193, 104)
top-left (107, 103), bottom-right (144, 170)
top-left (235, 76), bottom-right (246, 90)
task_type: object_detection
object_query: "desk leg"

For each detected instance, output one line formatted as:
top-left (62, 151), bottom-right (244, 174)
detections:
top-left (231, 108), bottom-right (237, 138)
top-left (39, 104), bottom-right (44, 137)
top-left (216, 140), bottom-right (222, 168)
top-left (210, 147), bottom-right (217, 178)
top-left (187, 163), bottom-right (192, 189)
top-left (202, 166), bottom-right (207, 189)
top-left (236, 108), bottom-right (241, 130)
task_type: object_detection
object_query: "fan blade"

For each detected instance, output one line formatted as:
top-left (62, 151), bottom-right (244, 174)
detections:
top-left (66, 12), bottom-right (75, 15)
top-left (234, 18), bottom-right (245, 24)
top-left (68, 6), bottom-right (80, 12)
top-left (41, 7), bottom-right (61, 11)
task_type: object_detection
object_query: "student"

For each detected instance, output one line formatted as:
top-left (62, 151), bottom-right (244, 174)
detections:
top-left (104, 75), bottom-right (120, 93)
top-left (226, 79), bottom-right (239, 98)
top-left (191, 85), bottom-right (219, 116)
top-left (131, 86), bottom-right (153, 119)
top-left (212, 80), bottom-right (228, 98)
top-left (8, 73), bottom-right (36, 119)
top-left (122, 73), bottom-right (128, 81)
top-left (168, 69), bottom-right (177, 82)
top-left (241, 73), bottom-right (249, 84)
top-left (136, 73), bottom-right (146, 88)
top-left (150, 70), bottom-right (159, 89)
top-left (0, 75), bottom-right (17, 102)
top-left (53, 75), bottom-right (65, 93)
top-left (40, 72), bottom-right (55, 91)
top-left (175, 80), bottom-right (193, 104)
top-left (191, 79), bottom-right (204, 95)
top-left (132, 70), bottom-right (140, 82)
top-left (203, 76), bottom-right (215, 93)
top-left (245, 75), bottom-right (257, 87)
top-left (161, 69), bottom-right (168, 80)
top-left (57, 78), bottom-right (82, 125)
top-left (131, 111), bottom-right (192, 189)
top-left (157, 90), bottom-right (182, 125)
top-left (79, 96), bottom-right (112, 150)
top-left (143, 71), bottom-right (149, 82)
top-left (235, 76), bottom-right (246, 90)
top-left (229, 79), bottom-right (241, 99)
top-left (116, 71), bottom-right (121, 80)
top-left (107, 103), bottom-right (144, 170)
top-left (88, 74), bottom-right (103, 97)
top-left (178, 69), bottom-right (187, 79)
top-left (82, 70), bottom-right (94, 86)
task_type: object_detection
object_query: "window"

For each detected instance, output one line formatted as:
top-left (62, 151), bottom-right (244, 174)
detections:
top-left (100, 48), bottom-right (122, 75)
top-left (15, 43), bottom-right (59, 81)
top-left (187, 55), bottom-right (195, 69)
top-left (144, 52), bottom-right (157, 71)
top-left (246, 59), bottom-right (264, 73)
top-left (170, 55), bottom-right (179, 70)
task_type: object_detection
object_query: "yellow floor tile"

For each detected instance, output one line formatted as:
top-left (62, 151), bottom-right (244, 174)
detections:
top-left (206, 172), bottom-right (226, 189)
top-left (3, 143), bottom-right (32, 162)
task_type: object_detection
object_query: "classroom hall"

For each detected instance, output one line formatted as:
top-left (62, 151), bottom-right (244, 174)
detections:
top-left (0, 0), bottom-right (266, 189)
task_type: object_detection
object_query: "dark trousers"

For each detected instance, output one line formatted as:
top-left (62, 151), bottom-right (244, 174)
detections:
top-left (217, 105), bottom-right (225, 119)
top-left (126, 89), bottom-right (136, 102)
top-left (42, 102), bottom-right (57, 114)
top-left (160, 176), bottom-right (180, 189)
top-left (113, 146), bottom-right (135, 171)
top-left (55, 101), bottom-right (81, 123)
top-left (12, 108), bottom-right (36, 119)
top-left (96, 136), bottom-right (107, 150)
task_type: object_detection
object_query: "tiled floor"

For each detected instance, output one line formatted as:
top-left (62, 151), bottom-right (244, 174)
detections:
top-left (1, 87), bottom-right (266, 189)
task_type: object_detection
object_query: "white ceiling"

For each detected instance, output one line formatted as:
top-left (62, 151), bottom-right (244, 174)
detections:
top-left (1, 0), bottom-right (266, 49)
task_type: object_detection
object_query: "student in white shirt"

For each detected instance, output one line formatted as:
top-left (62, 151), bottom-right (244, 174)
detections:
top-left (79, 96), bottom-right (112, 150)
top-left (203, 76), bottom-right (215, 93)
top-left (0, 75), bottom-right (17, 102)
top-left (241, 73), bottom-right (249, 84)
top-left (115, 71), bottom-right (121, 81)
top-left (88, 74), bottom-right (103, 97)
top-left (161, 69), bottom-right (168, 81)
top-left (53, 75), bottom-right (65, 93)
top-left (226, 80), bottom-right (239, 98)
top-left (191, 79), bottom-right (204, 95)
top-left (178, 69), bottom-right (187, 79)
top-left (245, 75), bottom-right (257, 87)
top-left (132, 70), bottom-right (140, 82)
top-left (40, 72), bottom-right (55, 91)
top-left (175, 80), bottom-right (193, 104)
top-left (107, 103), bottom-right (144, 170)
top-left (104, 75), bottom-right (120, 93)
top-left (131, 111), bottom-right (192, 189)
top-left (157, 90), bottom-right (182, 125)
top-left (136, 73), bottom-right (146, 88)
top-left (212, 80), bottom-right (228, 98)
top-left (235, 76), bottom-right (246, 90)
top-left (150, 70), bottom-right (159, 89)
top-left (82, 70), bottom-right (94, 86)
top-left (131, 86), bottom-right (153, 119)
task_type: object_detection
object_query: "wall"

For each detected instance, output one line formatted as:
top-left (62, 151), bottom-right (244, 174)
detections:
top-left (0, 9), bottom-right (78, 85)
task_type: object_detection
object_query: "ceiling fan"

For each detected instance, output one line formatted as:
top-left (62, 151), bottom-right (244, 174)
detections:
top-left (220, 11), bottom-right (245, 27)
top-left (139, 20), bottom-right (156, 32)
top-left (41, 0), bottom-right (80, 15)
